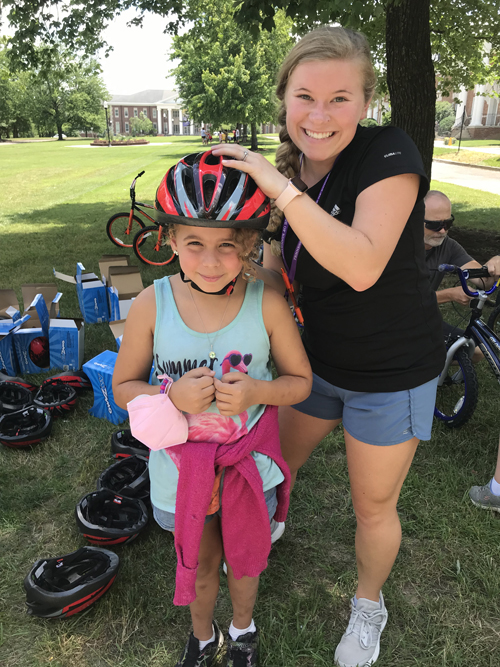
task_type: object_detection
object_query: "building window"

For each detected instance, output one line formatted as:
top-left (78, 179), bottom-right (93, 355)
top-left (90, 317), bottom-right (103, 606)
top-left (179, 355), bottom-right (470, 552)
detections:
top-left (115, 122), bottom-right (120, 134)
top-left (134, 108), bottom-right (138, 117)
top-left (173, 109), bottom-right (180, 119)
top-left (125, 122), bottom-right (129, 133)
top-left (153, 122), bottom-right (157, 130)
top-left (173, 124), bottom-right (180, 134)
top-left (143, 108), bottom-right (147, 116)
top-left (153, 108), bottom-right (157, 119)
top-left (114, 108), bottom-right (119, 118)
top-left (124, 108), bottom-right (129, 118)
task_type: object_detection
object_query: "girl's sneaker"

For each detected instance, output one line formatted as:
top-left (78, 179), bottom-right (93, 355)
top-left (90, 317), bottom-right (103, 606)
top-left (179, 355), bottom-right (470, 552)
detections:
top-left (334, 594), bottom-right (388, 667)
top-left (175, 620), bottom-right (224, 667)
top-left (225, 628), bottom-right (259, 666)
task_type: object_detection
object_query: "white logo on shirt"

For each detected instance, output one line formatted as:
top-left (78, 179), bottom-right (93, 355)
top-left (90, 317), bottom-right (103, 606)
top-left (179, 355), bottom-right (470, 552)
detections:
top-left (330, 204), bottom-right (341, 217)
top-left (384, 151), bottom-right (402, 158)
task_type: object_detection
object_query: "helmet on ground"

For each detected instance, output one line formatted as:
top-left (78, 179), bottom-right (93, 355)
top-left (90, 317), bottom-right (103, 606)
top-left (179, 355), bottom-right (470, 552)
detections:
top-left (24, 546), bottom-right (119, 618)
top-left (0, 382), bottom-right (33, 415)
top-left (34, 381), bottom-right (77, 418)
top-left (110, 429), bottom-right (150, 459)
top-left (155, 151), bottom-right (270, 229)
top-left (97, 455), bottom-right (150, 503)
top-left (41, 370), bottom-right (91, 392)
top-left (75, 489), bottom-right (148, 546)
top-left (0, 371), bottom-right (38, 393)
top-left (0, 406), bottom-right (52, 448)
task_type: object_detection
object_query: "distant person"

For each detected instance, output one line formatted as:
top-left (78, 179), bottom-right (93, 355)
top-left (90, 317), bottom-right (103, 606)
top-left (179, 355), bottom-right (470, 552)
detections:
top-left (235, 128), bottom-right (240, 144)
top-left (201, 127), bottom-right (207, 146)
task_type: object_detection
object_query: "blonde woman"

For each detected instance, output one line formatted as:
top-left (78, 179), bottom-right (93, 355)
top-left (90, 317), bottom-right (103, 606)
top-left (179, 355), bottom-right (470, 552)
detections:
top-left (213, 26), bottom-right (445, 667)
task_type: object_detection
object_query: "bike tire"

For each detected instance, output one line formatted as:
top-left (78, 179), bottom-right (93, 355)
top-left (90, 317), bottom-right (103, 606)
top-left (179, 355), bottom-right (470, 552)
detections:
top-left (434, 346), bottom-right (479, 428)
top-left (106, 212), bottom-right (145, 248)
top-left (133, 226), bottom-right (177, 267)
top-left (487, 304), bottom-right (500, 335)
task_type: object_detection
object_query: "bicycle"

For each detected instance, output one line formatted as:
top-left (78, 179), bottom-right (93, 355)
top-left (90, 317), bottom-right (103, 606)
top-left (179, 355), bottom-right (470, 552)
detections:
top-left (132, 223), bottom-right (177, 267)
top-left (106, 171), bottom-right (177, 267)
top-left (434, 264), bottom-right (500, 428)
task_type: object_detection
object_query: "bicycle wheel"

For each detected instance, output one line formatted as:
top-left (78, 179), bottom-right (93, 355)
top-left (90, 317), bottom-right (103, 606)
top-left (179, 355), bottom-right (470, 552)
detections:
top-left (434, 347), bottom-right (479, 428)
top-left (487, 305), bottom-right (500, 335)
top-left (106, 212), bottom-right (145, 248)
top-left (133, 226), bottom-right (177, 267)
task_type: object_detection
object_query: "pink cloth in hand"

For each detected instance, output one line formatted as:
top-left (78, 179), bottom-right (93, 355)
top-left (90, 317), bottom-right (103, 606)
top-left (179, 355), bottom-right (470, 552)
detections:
top-left (127, 390), bottom-right (188, 452)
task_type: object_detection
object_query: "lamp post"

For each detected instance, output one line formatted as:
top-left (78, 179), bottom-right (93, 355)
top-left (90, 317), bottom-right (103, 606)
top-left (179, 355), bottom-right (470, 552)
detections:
top-left (103, 101), bottom-right (111, 147)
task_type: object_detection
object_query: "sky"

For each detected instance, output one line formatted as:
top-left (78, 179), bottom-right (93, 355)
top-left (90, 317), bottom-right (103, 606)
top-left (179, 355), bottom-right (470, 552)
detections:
top-left (98, 9), bottom-right (177, 95)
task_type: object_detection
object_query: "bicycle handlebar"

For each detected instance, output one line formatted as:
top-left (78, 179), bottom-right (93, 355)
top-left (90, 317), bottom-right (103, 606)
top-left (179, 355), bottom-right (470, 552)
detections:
top-left (438, 263), bottom-right (497, 297)
top-left (130, 171), bottom-right (146, 200)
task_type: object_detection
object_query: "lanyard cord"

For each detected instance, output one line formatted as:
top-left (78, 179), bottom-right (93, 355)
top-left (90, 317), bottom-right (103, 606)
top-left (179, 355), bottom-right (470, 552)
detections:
top-left (280, 153), bottom-right (340, 283)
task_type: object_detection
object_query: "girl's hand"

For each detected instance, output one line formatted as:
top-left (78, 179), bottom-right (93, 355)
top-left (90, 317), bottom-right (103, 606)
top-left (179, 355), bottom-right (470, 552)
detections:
top-left (210, 144), bottom-right (288, 200)
top-left (169, 367), bottom-right (216, 414)
top-left (214, 372), bottom-right (258, 416)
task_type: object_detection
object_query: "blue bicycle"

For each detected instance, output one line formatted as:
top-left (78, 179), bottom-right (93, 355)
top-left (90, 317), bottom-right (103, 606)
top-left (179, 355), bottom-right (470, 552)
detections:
top-left (434, 264), bottom-right (500, 428)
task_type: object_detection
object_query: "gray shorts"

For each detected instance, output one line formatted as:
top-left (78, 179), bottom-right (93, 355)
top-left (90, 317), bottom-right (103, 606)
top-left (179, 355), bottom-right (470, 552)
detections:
top-left (152, 486), bottom-right (278, 533)
top-left (292, 373), bottom-right (439, 446)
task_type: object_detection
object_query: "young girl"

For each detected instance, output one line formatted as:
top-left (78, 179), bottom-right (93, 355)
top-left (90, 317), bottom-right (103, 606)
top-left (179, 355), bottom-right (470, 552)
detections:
top-left (113, 151), bottom-right (312, 667)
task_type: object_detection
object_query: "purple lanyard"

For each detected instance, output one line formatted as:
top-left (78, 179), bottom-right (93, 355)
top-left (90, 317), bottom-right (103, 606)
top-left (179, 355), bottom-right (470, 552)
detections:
top-left (280, 155), bottom-right (338, 283)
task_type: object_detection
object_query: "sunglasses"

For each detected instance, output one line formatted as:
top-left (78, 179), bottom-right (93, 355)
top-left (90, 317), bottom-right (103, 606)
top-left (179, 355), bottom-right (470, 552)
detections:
top-left (424, 215), bottom-right (454, 232)
top-left (228, 353), bottom-right (252, 368)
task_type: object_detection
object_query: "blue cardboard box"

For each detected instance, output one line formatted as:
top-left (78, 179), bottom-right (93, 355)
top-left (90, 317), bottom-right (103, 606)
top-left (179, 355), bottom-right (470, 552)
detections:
top-left (22, 284), bottom-right (62, 319)
top-left (13, 294), bottom-right (51, 374)
top-left (83, 350), bottom-right (128, 425)
top-left (49, 318), bottom-right (84, 370)
top-left (53, 264), bottom-right (109, 324)
top-left (107, 266), bottom-right (143, 322)
top-left (0, 316), bottom-right (29, 375)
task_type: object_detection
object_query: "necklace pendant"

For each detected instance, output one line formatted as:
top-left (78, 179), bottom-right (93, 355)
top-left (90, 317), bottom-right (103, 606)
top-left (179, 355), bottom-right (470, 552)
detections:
top-left (209, 350), bottom-right (216, 360)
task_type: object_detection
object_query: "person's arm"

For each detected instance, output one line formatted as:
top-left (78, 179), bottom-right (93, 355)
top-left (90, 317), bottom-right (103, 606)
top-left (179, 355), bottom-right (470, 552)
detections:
top-left (462, 256), bottom-right (500, 288)
top-left (252, 242), bottom-right (286, 293)
top-left (212, 145), bottom-right (419, 292)
top-left (214, 286), bottom-right (312, 416)
top-left (435, 286), bottom-right (471, 306)
top-left (112, 286), bottom-right (159, 409)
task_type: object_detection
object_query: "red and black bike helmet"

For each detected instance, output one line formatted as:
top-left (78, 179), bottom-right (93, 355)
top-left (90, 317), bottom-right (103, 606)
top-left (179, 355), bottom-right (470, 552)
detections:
top-left (0, 371), bottom-right (38, 393)
top-left (97, 455), bottom-right (150, 503)
top-left (24, 546), bottom-right (119, 618)
top-left (0, 406), bottom-right (52, 448)
top-left (34, 381), bottom-right (77, 418)
top-left (40, 370), bottom-right (92, 392)
top-left (155, 151), bottom-right (270, 229)
top-left (0, 382), bottom-right (33, 415)
top-left (111, 429), bottom-right (150, 459)
top-left (75, 489), bottom-right (148, 546)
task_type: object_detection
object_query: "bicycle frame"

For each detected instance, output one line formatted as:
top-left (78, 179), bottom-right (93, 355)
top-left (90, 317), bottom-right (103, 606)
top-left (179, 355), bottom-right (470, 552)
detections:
top-left (438, 264), bottom-right (500, 384)
top-left (129, 172), bottom-right (156, 225)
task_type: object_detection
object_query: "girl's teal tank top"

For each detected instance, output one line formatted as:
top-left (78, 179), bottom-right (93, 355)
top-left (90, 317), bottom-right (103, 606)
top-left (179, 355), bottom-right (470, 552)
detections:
top-left (149, 276), bottom-right (284, 512)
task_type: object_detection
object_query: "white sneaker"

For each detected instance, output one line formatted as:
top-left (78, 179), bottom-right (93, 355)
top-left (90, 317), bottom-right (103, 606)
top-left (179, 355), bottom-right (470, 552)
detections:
top-left (334, 593), bottom-right (388, 667)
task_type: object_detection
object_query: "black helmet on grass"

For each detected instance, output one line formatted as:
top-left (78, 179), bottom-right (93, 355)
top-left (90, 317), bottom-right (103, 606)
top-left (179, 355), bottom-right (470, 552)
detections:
top-left (111, 429), bottom-right (150, 459)
top-left (34, 381), bottom-right (77, 418)
top-left (97, 455), bottom-right (150, 503)
top-left (0, 382), bottom-right (33, 415)
top-left (75, 489), bottom-right (148, 546)
top-left (0, 406), bottom-right (52, 448)
top-left (41, 370), bottom-right (91, 392)
top-left (24, 546), bottom-right (119, 618)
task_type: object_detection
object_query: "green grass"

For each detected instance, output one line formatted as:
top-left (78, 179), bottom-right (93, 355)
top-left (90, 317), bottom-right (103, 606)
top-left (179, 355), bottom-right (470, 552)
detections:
top-left (433, 145), bottom-right (500, 169)
top-left (1, 138), bottom-right (500, 667)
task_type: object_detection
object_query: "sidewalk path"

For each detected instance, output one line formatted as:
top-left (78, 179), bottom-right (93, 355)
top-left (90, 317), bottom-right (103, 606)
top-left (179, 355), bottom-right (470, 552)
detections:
top-left (432, 160), bottom-right (500, 196)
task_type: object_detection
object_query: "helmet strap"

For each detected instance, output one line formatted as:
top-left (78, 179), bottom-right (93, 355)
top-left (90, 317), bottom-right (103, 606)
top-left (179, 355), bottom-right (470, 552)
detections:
top-left (179, 268), bottom-right (238, 296)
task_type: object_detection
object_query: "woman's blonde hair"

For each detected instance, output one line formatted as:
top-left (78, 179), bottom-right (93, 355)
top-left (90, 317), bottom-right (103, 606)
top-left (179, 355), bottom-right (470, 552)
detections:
top-left (268, 26), bottom-right (377, 255)
top-left (168, 224), bottom-right (261, 282)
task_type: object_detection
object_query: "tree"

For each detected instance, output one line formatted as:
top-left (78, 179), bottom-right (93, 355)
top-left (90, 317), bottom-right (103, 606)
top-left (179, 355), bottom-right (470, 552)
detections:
top-left (0, 38), bottom-right (33, 138)
top-left (4, 1), bottom-right (500, 174)
top-left (27, 46), bottom-right (109, 139)
top-left (171, 0), bottom-right (293, 150)
top-left (129, 111), bottom-right (153, 136)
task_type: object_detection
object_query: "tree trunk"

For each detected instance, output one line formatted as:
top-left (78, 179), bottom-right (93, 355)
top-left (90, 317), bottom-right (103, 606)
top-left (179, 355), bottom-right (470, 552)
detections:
top-left (251, 122), bottom-right (258, 151)
top-left (386, 0), bottom-right (435, 179)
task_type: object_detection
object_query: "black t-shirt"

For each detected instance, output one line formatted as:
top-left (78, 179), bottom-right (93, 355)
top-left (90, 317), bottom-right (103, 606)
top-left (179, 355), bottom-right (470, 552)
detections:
top-left (425, 237), bottom-right (473, 291)
top-left (282, 125), bottom-right (446, 392)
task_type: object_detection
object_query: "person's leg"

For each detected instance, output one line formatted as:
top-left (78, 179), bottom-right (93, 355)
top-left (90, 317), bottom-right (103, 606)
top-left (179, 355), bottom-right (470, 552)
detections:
top-left (469, 434), bottom-right (500, 511)
top-left (345, 432), bottom-right (418, 601)
top-left (189, 516), bottom-right (224, 641)
top-left (279, 405), bottom-right (342, 490)
top-left (225, 564), bottom-right (259, 631)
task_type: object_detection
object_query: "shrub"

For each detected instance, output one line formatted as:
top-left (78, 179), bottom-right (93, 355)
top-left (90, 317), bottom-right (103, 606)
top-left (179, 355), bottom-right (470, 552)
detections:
top-left (360, 118), bottom-right (379, 127)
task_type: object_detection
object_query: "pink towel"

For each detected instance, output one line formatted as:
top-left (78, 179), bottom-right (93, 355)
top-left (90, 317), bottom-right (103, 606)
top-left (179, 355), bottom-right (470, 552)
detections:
top-left (170, 405), bottom-right (290, 606)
